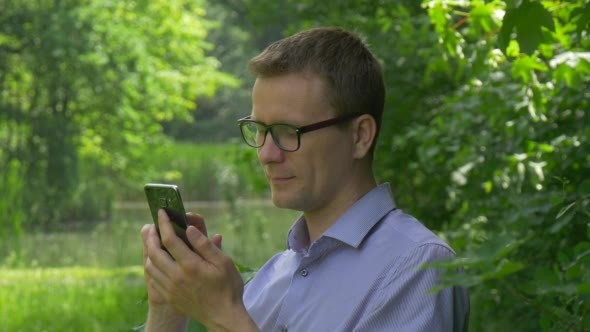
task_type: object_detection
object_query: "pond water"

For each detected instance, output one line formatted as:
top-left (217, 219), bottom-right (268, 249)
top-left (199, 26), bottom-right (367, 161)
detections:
top-left (1, 200), bottom-right (300, 269)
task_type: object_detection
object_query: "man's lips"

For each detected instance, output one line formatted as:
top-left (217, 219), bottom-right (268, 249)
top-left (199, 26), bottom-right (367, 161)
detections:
top-left (269, 176), bottom-right (295, 184)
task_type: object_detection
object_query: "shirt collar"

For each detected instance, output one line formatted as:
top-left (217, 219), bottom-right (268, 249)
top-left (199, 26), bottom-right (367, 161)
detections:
top-left (287, 183), bottom-right (396, 253)
top-left (286, 216), bottom-right (309, 254)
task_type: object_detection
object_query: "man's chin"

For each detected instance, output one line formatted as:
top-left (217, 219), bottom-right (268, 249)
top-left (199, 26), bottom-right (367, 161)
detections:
top-left (270, 192), bottom-right (301, 210)
top-left (270, 195), bottom-right (290, 209)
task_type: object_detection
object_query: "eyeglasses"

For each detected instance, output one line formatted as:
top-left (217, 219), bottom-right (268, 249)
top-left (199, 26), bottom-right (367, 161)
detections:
top-left (237, 113), bottom-right (365, 152)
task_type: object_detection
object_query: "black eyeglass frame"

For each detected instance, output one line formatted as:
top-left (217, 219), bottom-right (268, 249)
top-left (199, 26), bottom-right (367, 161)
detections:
top-left (237, 112), bottom-right (366, 152)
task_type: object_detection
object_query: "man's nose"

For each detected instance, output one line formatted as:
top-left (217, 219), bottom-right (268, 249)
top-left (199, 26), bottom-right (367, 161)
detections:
top-left (258, 132), bottom-right (285, 164)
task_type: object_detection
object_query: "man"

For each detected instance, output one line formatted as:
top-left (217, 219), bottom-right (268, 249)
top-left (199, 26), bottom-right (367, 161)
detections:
top-left (141, 27), bottom-right (469, 331)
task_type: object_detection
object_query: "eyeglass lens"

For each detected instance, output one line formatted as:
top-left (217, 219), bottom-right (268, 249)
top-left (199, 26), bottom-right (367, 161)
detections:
top-left (241, 122), bottom-right (299, 151)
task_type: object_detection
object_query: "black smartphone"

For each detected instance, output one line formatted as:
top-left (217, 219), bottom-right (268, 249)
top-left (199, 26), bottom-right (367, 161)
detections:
top-left (144, 183), bottom-right (193, 249)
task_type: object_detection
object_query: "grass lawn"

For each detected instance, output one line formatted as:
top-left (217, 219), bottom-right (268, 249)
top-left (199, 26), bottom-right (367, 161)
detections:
top-left (0, 267), bottom-right (146, 331)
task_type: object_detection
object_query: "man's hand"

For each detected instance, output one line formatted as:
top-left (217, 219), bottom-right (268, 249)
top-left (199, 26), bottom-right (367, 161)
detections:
top-left (143, 210), bottom-right (258, 331)
top-left (141, 212), bottom-right (219, 306)
top-left (141, 212), bottom-right (220, 331)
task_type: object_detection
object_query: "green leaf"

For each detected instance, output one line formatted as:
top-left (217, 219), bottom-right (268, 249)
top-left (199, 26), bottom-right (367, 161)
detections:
top-left (499, 7), bottom-right (517, 52)
top-left (483, 181), bottom-right (493, 193)
top-left (493, 237), bottom-right (526, 261)
top-left (499, 0), bottom-right (555, 55)
top-left (506, 40), bottom-right (520, 57)
top-left (579, 282), bottom-right (590, 295)
top-left (565, 264), bottom-right (584, 279)
top-left (427, 1), bottom-right (448, 34)
top-left (480, 259), bottom-right (525, 281)
top-left (550, 202), bottom-right (576, 233)
top-left (505, 0), bottom-right (523, 9)
top-left (537, 144), bottom-right (553, 153)
top-left (571, 2), bottom-right (590, 34)
top-left (515, 1), bottom-right (555, 54)
top-left (470, 2), bottom-right (498, 34)
top-left (579, 179), bottom-right (590, 194)
top-left (235, 262), bottom-right (257, 284)
top-left (556, 201), bottom-right (576, 220)
top-left (550, 213), bottom-right (575, 234)
top-left (511, 54), bottom-right (548, 82)
top-left (532, 267), bottom-right (559, 286)
top-left (551, 53), bottom-right (590, 89)
top-left (187, 320), bottom-right (209, 332)
top-left (563, 247), bottom-right (590, 270)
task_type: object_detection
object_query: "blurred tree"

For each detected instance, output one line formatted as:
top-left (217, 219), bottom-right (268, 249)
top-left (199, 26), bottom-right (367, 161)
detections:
top-left (420, 1), bottom-right (590, 330)
top-left (162, 0), bottom-right (289, 143)
top-left (0, 0), bottom-right (236, 230)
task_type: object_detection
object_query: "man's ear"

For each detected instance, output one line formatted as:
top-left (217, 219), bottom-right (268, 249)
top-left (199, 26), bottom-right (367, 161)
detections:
top-left (351, 114), bottom-right (377, 160)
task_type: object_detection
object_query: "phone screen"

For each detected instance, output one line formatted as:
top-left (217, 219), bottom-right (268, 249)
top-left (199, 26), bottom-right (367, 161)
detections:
top-left (144, 183), bottom-right (193, 249)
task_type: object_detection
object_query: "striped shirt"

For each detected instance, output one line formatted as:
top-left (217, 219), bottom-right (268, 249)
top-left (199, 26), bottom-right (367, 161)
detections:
top-left (243, 184), bottom-right (469, 331)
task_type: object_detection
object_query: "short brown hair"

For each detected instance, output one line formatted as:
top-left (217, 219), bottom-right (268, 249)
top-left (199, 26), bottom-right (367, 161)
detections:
top-left (248, 27), bottom-right (385, 156)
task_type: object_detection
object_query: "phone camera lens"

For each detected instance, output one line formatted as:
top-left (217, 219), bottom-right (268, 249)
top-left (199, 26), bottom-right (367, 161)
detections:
top-left (159, 197), bottom-right (168, 207)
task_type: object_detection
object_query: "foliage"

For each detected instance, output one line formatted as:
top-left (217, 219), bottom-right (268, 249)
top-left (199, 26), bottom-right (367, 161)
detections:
top-left (162, 1), bottom-right (260, 143)
top-left (241, 0), bottom-right (590, 330)
top-left (117, 141), bottom-right (268, 202)
top-left (0, 0), bottom-right (236, 230)
top-left (419, 1), bottom-right (590, 331)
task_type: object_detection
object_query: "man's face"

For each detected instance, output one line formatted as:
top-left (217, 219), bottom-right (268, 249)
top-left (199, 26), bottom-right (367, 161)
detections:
top-left (251, 73), bottom-right (356, 213)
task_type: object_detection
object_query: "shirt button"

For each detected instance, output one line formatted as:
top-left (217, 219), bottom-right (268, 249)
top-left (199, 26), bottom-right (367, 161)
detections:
top-left (277, 325), bottom-right (288, 332)
top-left (300, 269), bottom-right (308, 277)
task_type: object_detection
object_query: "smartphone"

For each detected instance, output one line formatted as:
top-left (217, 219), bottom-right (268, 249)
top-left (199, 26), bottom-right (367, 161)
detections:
top-left (144, 183), bottom-right (193, 249)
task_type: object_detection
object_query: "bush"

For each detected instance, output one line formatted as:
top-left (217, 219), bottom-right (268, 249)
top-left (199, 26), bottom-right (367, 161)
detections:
top-left (117, 141), bottom-right (268, 202)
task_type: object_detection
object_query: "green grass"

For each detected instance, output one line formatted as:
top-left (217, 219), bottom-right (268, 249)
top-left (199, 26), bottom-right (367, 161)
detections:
top-left (0, 267), bottom-right (146, 332)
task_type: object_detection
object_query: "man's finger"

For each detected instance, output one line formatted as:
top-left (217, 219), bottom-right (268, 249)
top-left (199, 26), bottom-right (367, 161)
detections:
top-left (145, 255), bottom-right (172, 292)
top-left (186, 225), bottom-right (225, 264)
top-left (212, 234), bottom-right (223, 250)
top-left (146, 221), bottom-right (179, 274)
top-left (147, 269), bottom-right (170, 302)
top-left (141, 224), bottom-right (152, 264)
top-left (158, 209), bottom-right (194, 262)
top-left (186, 212), bottom-right (208, 237)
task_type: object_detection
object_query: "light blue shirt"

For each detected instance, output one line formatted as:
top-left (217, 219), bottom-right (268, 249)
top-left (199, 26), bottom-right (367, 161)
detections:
top-left (243, 184), bottom-right (469, 332)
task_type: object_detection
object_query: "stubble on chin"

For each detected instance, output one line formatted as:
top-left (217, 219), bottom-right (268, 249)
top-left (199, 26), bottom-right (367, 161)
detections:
top-left (270, 189), bottom-right (303, 211)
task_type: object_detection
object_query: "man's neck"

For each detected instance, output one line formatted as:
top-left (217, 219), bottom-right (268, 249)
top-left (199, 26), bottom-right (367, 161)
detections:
top-left (303, 173), bottom-right (377, 243)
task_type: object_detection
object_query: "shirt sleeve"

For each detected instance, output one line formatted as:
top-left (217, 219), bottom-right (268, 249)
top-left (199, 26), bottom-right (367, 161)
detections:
top-left (353, 243), bottom-right (470, 332)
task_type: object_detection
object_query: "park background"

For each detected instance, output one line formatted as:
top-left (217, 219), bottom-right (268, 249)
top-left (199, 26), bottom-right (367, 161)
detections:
top-left (1, 0), bottom-right (589, 331)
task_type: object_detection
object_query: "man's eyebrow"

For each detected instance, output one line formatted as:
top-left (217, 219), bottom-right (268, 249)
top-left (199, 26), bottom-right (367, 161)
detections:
top-left (249, 116), bottom-right (302, 127)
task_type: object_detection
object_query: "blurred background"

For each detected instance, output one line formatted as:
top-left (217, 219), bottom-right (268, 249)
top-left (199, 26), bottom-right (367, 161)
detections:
top-left (0, 0), bottom-right (588, 331)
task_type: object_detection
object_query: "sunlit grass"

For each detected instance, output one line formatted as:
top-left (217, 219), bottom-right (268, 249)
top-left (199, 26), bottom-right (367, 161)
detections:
top-left (0, 266), bottom-right (146, 332)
